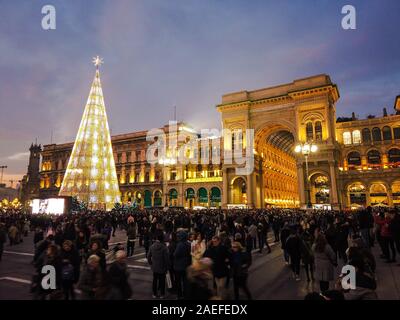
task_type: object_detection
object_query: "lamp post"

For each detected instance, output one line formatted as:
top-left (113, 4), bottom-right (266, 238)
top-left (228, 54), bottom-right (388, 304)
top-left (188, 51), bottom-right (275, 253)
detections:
top-left (295, 143), bottom-right (318, 209)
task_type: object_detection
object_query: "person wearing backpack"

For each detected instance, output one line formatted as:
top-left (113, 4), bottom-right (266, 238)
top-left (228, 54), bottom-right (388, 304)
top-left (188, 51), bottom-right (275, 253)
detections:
top-left (60, 240), bottom-right (80, 300)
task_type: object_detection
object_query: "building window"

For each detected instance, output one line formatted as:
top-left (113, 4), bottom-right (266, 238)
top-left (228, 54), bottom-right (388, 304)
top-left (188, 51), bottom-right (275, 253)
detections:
top-left (306, 122), bottom-right (314, 141)
top-left (126, 152), bottom-right (131, 162)
top-left (347, 151), bottom-right (361, 168)
top-left (117, 153), bottom-right (122, 163)
top-left (382, 126), bottom-right (392, 141)
top-left (145, 172), bottom-right (150, 182)
top-left (315, 121), bottom-right (322, 141)
top-left (388, 148), bottom-right (400, 164)
top-left (372, 127), bottom-right (381, 142)
top-left (352, 130), bottom-right (361, 144)
top-left (367, 150), bottom-right (381, 164)
top-left (343, 132), bottom-right (352, 145)
top-left (362, 128), bottom-right (371, 143)
top-left (136, 151), bottom-right (141, 162)
top-left (393, 127), bottom-right (400, 140)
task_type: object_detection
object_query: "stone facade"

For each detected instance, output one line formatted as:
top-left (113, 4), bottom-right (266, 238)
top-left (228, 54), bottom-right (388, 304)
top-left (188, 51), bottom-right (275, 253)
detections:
top-left (20, 75), bottom-right (400, 209)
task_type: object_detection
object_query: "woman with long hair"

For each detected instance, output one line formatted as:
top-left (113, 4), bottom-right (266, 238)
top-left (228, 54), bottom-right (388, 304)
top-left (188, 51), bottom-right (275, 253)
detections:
top-left (312, 233), bottom-right (337, 293)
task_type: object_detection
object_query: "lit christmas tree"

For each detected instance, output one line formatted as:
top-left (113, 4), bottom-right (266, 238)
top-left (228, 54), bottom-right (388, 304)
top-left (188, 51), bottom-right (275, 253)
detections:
top-left (59, 56), bottom-right (121, 211)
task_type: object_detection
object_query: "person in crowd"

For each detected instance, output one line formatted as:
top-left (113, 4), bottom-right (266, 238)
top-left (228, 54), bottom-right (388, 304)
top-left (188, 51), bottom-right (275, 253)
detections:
top-left (148, 234), bottom-right (170, 299)
top-left (107, 250), bottom-right (132, 300)
top-left (33, 227), bottom-right (44, 248)
top-left (78, 254), bottom-right (108, 300)
top-left (300, 228), bottom-right (314, 282)
top-left (280, 221), bottom-right (291, 265)
top-left (60, 240), bottom-right (80, 300)
top-left (33, 244), bottom-right (62, 300)
top-left (230, 241), bottom-right (252, 300)
top-left (312, 233), bottom-right (337, 293)
top-left (8, 224), bottom-right (18, 246)
top-left (375, 211), bottom-right (396, 263)
top-left (174, 230), bottom-right (192, 299)
top-left (191, 232), bottom-right (206, 264)
top-left (204, 235), bottom-right (231, 299)
top-left (185, 257), bottom-right (214, 300)
top-left (388, 209), bottom-right (400, 264)
top-left (86, 240), bottom-right (107, 271)
top-left (126, 216), bottom-right (137, 257)
top-left (285, 226), bottom-right (302, 281)
top-left (247, 220), bottom-right (258, 250)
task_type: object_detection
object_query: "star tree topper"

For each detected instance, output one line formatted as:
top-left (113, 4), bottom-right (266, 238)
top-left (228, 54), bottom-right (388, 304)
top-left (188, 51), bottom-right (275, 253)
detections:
top-left (92, 55), bottom-right (104, 69)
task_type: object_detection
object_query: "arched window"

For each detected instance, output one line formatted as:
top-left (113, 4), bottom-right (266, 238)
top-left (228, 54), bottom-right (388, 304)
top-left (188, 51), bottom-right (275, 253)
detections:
top-left (306, 122), bottom-right (314, 141)
top-left (347, 151), bottom-right (361, 168)
top-left (315, 121), bottom-right (322, 141)
top-left (372, 127), bottom-right (381, 142)
top-left (362, 128), bottom-right (371, 143)
top-left (352, 130), bottom-right (361, 144)
top-left (382, 126), bottom-right (392, 141)
top-left (343, 132), bottom-right (352, 145)
top-left (367, 150), bottom-right (381, 164)
top-left (394, 127), bottom-right (400, 140)
top-left (388, 148), bottom-right (400, 163)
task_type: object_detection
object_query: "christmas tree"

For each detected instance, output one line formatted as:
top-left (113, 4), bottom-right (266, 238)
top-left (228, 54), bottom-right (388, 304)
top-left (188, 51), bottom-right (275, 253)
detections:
top-left (59, 56), bottom-right (121, 211)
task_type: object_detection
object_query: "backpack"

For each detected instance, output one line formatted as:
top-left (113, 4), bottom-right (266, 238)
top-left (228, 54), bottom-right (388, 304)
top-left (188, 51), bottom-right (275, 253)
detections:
top-left (61, 263), bottom-right (74, 281)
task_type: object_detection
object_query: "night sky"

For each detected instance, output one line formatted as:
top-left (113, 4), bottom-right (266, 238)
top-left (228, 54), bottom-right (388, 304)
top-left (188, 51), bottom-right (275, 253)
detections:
top-left (1, 0), bottom-right (400, 184)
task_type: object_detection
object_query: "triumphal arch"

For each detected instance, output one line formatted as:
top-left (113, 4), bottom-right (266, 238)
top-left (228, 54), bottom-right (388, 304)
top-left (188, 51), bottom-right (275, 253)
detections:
top-left (217, 74), bottom-right (341, 209)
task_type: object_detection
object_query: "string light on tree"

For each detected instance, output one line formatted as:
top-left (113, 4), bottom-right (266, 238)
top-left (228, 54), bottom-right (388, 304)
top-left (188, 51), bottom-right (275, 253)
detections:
top-left (59, 56), bottom-right (121, 210)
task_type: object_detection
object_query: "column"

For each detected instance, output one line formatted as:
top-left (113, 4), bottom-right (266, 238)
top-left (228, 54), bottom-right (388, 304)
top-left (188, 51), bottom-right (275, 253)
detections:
top-left (366, 191), bottom-right (371, 207)
top-left (246, 173), bottom-right (255, 208)
top-left (222, 168), bottom-right (228, 208)
top-left (297, 163), bottom-right (306, 208)
top-left (329, 161), bottom-right (339, 209)
top-left (162, 167), bottom-right (168, 206)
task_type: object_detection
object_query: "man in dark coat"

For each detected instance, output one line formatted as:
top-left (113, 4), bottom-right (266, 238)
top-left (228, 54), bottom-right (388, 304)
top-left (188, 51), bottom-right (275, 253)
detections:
top-left (204, 235), bottom-right (231, 299)
top-left (148, 234), bottom-right (170, 298)
top-left (173, 230), bottom-right (191, 299)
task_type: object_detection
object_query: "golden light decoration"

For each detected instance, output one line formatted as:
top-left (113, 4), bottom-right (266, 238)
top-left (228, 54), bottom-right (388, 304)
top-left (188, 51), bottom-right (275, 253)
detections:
top-left (59, 57), bottom-right (121, 211)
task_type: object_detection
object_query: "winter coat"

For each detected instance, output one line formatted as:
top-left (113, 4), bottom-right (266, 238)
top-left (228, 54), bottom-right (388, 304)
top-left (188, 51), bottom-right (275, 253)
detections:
top-left (148, 241), bottom-right (170, 274)
top-left (174, 231), bottom-right (192, 272)
top-left (204, 244), bottom-right (231, 278)
top-left (312, 243), bottom-right (337, 282)
top-left (78, 266), bottom-right (108, 300)
top-left (107, 261), bottom-right (132, 300)
top-left (126, 223), bottom-right (137, 240)
top-left (248, 224), bottom-right (257, 238)
top-left (285, 235), bottom-right (302, 259)
top-left (230, 251), bottom-right (251, 277)
top-left (280, 227), bottom-right (290, 250)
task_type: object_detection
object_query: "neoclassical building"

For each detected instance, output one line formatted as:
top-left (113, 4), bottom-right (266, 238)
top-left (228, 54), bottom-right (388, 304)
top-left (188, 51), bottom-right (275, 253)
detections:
top-left (21, 75), bottom-right (400, 210)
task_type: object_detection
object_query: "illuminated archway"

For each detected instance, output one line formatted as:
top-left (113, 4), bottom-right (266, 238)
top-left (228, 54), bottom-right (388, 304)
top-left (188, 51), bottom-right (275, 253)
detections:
top-left (310, 173), bottom-right (330, 205)
top-left (231, 177), bottom-right (247, 205)
top-left (347, 182), bottom-right (366, 208)
top-left (370, 183), bottom-right (388, 206)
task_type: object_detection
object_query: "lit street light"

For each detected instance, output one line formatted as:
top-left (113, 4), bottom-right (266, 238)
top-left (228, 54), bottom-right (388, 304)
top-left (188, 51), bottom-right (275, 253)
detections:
top-left (295, 143), bottom-right (318, 208)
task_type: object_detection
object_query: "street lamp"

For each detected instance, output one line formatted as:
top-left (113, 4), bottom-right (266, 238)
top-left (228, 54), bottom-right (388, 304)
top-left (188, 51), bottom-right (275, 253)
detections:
top-left (295, 143), bottom-right (318, 208)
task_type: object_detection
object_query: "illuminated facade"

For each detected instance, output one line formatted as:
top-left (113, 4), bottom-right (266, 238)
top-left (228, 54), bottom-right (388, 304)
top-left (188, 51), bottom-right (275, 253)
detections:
top-left (21, 75), bottom-right (400, 209)
top-left (58, 59), bottom-right (121, 210)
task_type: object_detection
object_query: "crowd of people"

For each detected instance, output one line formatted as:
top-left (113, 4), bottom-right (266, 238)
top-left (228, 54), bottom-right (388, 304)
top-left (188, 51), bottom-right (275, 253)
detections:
top-left (0, 206), bottom-right (399, 300)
